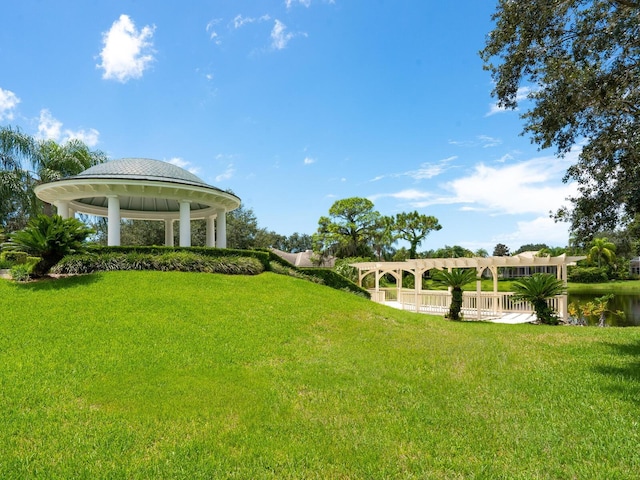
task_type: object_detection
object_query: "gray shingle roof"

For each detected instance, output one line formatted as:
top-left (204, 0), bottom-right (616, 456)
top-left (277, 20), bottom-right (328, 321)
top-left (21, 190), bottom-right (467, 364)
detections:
top-left (77, 158), bottom-right (209, 187)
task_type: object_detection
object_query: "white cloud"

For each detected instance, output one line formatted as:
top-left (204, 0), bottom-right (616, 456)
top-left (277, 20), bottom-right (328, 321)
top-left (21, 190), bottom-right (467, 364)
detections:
top-left (449, 136), bottom-right (501, 148)
top-left (271, 20), bottom-right (306, 50)
top-left (206, 19), bottom-right (222, 45)
top-left (36, 109), bottom-right (100, 147)
top-left (370, 188), bottom-right (434, 203)
top-left (497, 216), bottom-right (571, 248)
top-left (66, 128), bottom-right (100, 147)
top-left (496, 153), bottom-right (514, 163)
top-left (441, 153), bottom-right (578, 215)
top-left (372, 151), bottom-right (579, 217)
top-left (486, 86), bottom-right (532, 116)
top-left (477, 135), bottom-right (502, 148)
top-left (303, 156), bottom-right (315, 165)
top-left (371, 156), bottom-right (456, 182)
top-left (233, 14), bottom-right (270, 29)
top-left (215, 164), bottom-right (235, 182)
top-left (286, 0), bottom-right (312, 7)
top-left (0, 88), bottom-right (20, 120)
top-left (168, 157), bottom-right (200, 175)
top-left (37, 109), bottom-right (63, 140)
top-left (97, 14), bottom-right (155, 83)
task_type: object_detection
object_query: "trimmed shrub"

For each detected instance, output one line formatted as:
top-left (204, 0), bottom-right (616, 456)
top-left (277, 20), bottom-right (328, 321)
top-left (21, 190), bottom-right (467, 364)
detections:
top-left (0, 251), bottom-right (28, 264)
top-left (568, 266), bottom-right (609, 283)
top-left (52, 251), bottom-right (265, 276)
top-left (90, 245), bottom-right (271, 271)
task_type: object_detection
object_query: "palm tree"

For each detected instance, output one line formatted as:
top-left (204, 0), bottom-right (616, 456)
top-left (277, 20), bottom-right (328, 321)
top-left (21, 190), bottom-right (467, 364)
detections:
top-left (431, 268), bottom-right (478, 321)
top-left (4, 214), bottom-right (94, 277)
top-left (588, 237), bottom-right (616, 268)
top-left (511, 273), bottom-right (566, 325)
top-left (0, 127), bottom-right (38, 230)
top-left (0, 126), bottom-right (107, 229)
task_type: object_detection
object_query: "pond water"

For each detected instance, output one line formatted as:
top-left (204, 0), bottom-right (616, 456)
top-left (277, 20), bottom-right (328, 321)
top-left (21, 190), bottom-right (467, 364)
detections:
top-left (568, 293), bottom-right (640, 327)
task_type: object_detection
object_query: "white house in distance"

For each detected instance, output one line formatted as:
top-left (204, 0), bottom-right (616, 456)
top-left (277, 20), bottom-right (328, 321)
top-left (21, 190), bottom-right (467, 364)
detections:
top-left (34, 158), bottom-right (241, 248)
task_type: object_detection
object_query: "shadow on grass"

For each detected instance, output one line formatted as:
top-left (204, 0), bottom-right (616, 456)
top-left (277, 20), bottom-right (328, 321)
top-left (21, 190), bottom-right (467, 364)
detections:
top-left (594, 340), bottom-right (640, 405)
top-left (11, 273), bottom-right (102, 291)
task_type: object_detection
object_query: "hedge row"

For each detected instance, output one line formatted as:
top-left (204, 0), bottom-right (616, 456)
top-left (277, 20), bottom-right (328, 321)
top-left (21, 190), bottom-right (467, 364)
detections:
top-left (52, 251), bottom-right (264, 275)
top-left (54, 246), bottom-right (369, 298)
top-left (88, 245), bottom-right (271, 271)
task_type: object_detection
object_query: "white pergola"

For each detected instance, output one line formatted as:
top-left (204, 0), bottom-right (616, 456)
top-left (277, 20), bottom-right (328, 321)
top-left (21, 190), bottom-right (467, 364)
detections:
top-left (34, 158), bottom-right (241, 248)
top-left (351, 252), bottom-right (586, 320)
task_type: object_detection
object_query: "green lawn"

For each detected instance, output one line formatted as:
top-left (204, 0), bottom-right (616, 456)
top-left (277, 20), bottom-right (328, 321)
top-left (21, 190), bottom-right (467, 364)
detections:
top-left (1, 271), bottom-right (640, 478)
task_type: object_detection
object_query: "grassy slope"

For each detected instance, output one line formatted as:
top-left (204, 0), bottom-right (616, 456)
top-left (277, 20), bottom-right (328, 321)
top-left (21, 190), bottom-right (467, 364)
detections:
top-left (1, 271), bottom-right (640, 479)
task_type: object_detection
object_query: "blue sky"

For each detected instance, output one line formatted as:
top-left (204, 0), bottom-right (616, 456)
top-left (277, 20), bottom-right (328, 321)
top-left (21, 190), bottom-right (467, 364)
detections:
top-left (0, 0), bottom-right (577, 253)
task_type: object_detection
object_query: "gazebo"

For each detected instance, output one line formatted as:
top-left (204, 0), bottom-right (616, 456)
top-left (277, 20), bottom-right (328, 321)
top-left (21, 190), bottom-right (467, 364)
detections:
top-left (351, 252), bottom-right (586, 321)
top-left (34, 158), bottom-right (241, 248)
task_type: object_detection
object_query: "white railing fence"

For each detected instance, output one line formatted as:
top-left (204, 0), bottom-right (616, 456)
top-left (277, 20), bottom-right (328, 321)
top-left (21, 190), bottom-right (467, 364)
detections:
top-left (370, 288), bottom-right (565, 320)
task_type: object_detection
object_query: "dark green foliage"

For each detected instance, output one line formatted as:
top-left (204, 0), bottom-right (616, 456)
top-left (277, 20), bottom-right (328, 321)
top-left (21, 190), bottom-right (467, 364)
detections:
top-left (568, 266), bottom-right (609, 284)
top-left (91, 245), bottom-right (271, 271)
top-left (52, 251), bottom-right (265, 275)
top-left (0, 251), bottom-right (28, 264)
top-left (392, 211), bottom-right (442, 259)
top-left (512, 273), bottom-right (566, 325)
top-left (481, 1), bottom-right (640, 240)
top-left (314, 197), bottom-right (381, 258)
top-left (430, 268), bottom-right (479, 321)
top-left (5, 215), bottom-right (93, 276)
top-left (493, 243), bottom-right (510, 257)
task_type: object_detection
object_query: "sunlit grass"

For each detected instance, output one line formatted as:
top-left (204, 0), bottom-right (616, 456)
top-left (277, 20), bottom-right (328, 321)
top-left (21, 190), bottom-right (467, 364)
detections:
top-left (1, 271), bottom-right (640, 478)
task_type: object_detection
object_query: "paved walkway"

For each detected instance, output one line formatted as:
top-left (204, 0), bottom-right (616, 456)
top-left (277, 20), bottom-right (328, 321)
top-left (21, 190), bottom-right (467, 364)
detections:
top-left (383, 301), bottom-right (536, 324)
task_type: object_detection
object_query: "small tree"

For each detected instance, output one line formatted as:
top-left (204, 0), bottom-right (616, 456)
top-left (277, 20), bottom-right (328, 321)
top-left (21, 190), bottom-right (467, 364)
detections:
top-left (4, 214), bottom-right (93, 277)
top-left (588, 237), bottom-right (616, 268)
top-left (493, 243), bottom-right (510, 256)
top-left (512, 273), bottom-right (566, 325)
top-left (392, 211), bottom-right (442, 259)
top-left (431, 268), bottom-right (478, 321)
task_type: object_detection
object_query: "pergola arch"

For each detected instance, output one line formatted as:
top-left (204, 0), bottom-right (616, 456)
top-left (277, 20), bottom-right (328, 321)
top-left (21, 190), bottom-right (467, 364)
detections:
top-left (34, 158), bottom-right (241, 247)
top-left (351, 252), bottom-right (586, 320)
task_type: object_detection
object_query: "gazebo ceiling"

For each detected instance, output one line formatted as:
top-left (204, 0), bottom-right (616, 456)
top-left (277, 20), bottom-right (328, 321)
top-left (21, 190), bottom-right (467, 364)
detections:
top-left (34, 158), bottom-right (241, 220)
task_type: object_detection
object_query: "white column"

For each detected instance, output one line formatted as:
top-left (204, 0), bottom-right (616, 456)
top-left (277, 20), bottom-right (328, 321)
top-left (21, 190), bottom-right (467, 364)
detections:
top-left (206, 215), bottom-right (215, 247)
top-left (55, 200), bottom-right (70, 219)
top-left (215, 209), bottom-right (227, 248)
top-left (165, 219), bottom-right (174, 247)
top-left (107, 195), bottom-right (121, 246)
top-left (179, 201), bottom-right (191, 247)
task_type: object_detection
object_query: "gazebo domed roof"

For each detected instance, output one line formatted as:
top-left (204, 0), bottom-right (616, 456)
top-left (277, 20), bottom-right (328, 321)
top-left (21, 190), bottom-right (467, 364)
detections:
top-left (77, 158), bottom-right (210, 188)
top-left (34, 157), bottom-right (240, 220)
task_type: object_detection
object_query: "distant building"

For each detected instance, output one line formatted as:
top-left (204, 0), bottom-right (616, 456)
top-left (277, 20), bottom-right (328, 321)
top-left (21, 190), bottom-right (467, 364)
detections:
top-left (630, 257), bottom-right (640, 276)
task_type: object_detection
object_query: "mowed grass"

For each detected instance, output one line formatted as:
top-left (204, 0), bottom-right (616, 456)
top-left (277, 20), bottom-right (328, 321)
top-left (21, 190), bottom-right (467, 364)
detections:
top-left (1, 271), bottom-right (640, 479)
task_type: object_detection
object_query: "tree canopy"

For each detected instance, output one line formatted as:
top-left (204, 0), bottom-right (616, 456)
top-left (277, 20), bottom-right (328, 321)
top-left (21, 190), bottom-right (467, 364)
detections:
top-left (481, 0), bottom-right (640, 240)
top-left (0, 126), bottom-right (107, 231)
top-left (314, 197), bottom-right (382, 258)
top-left (392, 211), bottom-right (442, 259)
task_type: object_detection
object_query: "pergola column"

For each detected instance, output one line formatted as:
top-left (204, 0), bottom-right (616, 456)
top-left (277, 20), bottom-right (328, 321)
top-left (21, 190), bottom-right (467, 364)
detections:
top-left (206, 215), bottom-right (215, 247)
top-left (107, 195), bottom-right (121, 246)
top-left (165, 219), bottom-right (174, 247)
top-left (55, 200), bottom-right (70, 219)
top-left (179, 201), bottom-right (191, 247)
top-left (215, 209), bottom-right (227, 248)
